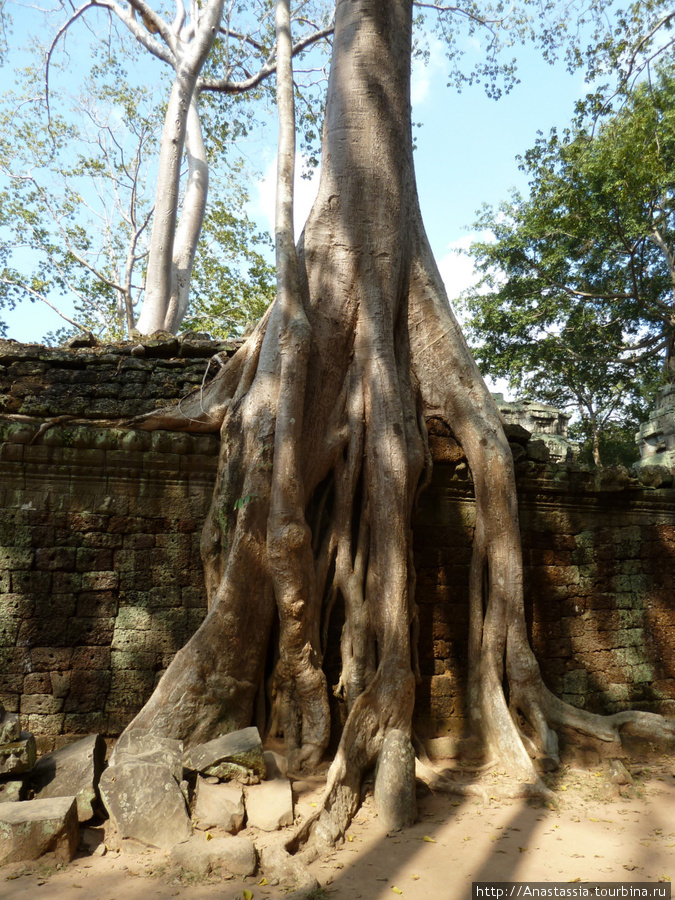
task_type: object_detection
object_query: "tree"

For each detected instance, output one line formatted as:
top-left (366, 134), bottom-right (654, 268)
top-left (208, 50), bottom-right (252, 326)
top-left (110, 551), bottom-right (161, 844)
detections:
top-left (460, 63), bottom-right (675, 464)
top-left (98, 0), bottom-right (675, 856)
top-left (45, 0), bottom-right (333, 335)
top-left (0, 31), bottom-right (276, 341)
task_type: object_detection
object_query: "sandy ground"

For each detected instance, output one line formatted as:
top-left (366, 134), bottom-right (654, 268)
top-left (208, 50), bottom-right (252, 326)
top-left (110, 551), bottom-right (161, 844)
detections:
top-left (2, 760), bottom-right (674, 900)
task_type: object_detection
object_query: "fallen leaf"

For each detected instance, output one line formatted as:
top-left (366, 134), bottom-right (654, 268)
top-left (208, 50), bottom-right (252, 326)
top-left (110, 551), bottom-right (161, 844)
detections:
top-left (347, 834), bottom-right (354, 842)
top-left (422, 835), bottom-right (436, 843)
top-left (259, 878), bottom-right (268, 886)
top-left (518, 847), bottom-right (528, 853)
top-left (392, 888), bottom-right (403, 895)
top-left (411, 875), bottom-right (420, 881)
top-left (570, 878), bottom-right (581, 883)
top-left (310, 803), bottom-right (318, 808)
top-left (243, 891), bottom-right (253, 900)
top-left (206, 832), bottom-right (213, 841)
top-left (623, 865), bottom-right (637, 872)
top-left (589, 817), bottom-right (599, 822)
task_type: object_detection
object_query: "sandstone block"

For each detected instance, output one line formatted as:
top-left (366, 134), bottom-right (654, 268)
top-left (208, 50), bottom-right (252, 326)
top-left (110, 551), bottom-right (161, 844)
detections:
top-left (170, 833), bottom-right (257, 877)
top-left (111, 730), bottom-right (184, 781)
top-left (245, 778), bottom-right (294, 831)
top-left (0, 778), bottom-right (24, 803)
top-left (263, 750), bottom-right (289, 780)
top-left (0, 796), bottom-right (79, 865)
top-left (374, 729), bottom-right (417, 832)
top-left (183, 726), bottom-right (266, 782)
top-left (30, 733), bottom-right (106, 821)
top-left (99, 757), bottom-right (191, 850)
top-left (0, 732), bottom-right (37, 775)
top-left (0, 702), bottom-right (21, 744)
top-left (193, 778), bottom-right (245, 833)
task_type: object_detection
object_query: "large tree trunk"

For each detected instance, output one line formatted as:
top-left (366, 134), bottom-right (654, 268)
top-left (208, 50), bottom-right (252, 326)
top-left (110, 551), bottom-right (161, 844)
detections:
top-left (120, 0), bottom-right (675, 851)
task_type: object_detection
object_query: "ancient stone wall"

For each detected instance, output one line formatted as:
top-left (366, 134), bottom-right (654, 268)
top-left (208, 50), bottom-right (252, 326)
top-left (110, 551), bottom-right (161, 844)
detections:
top-left (1, 341), bottom-right (674, 751)
top-left (413, 464), bottom-right (675, 739)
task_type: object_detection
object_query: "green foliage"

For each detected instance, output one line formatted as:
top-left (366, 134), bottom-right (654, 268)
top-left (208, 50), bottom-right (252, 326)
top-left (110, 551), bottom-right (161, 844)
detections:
top-left (185, 198), bottom-right (275, 337)
top-left (0, 8), bottom-right (282, 342)
top-left (460, 61), bottom-right (675, 464)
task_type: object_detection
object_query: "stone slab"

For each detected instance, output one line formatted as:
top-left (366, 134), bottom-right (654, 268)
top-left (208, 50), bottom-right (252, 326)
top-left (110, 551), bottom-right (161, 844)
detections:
top-left (99, 757), bottom-right (191, 850)
top-left (0, 733), bottom-right (37, 776)
top-left (30, 734), bottom-right (106, 822)
top-left (183, 727), bottom-right (266, 782)
top-left (193, 778), bottom-right (245, 833)
top-left (245, 778), bottom-right (294, 831)
top-left (110, 731), bottom-right (184, 782)
top-left (0, 779), bottom-right (24, 803)
top-left (170, 834), bottom-right (257, 876)
top-left (0, 795), bottom-right (79, 865)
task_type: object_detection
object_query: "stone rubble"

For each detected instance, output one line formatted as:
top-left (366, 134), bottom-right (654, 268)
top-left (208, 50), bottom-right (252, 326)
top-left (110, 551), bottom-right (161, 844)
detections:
top-left (30, 733), bottom-right (106, 821)
top-left (192, 777), bottom-right (245, 833)
top-left (245, 776), bottom-right (295, 831)
top-left (0, 732), bottom-right (37, 776)
top-left (0, 795), bottom-right (79, 865)
top-left (99, 734), bottom-right (191, 850)
top-left (183, 725), bottom-right (267, 782)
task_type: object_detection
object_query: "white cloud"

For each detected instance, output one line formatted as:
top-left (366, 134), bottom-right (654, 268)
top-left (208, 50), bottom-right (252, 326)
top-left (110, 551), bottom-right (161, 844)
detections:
top-left (437, 233), bottom-right (483, 302)
top-left (255, 156), bottom-right (320, 240)
top-left (411, 37), bottom-right (448, 108)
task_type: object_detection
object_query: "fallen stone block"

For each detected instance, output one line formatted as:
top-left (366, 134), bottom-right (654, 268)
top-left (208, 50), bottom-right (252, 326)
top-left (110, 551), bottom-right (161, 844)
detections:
top-left (0, 733), bottom-right (37, 776)
top-left (192, 777), bottom-right (245, 833)
top-left (0, 779), bottom-right (24, 803)
top-left (110, 731), bottom-right (184, 782)
top-left (99, 758), bottom-right (191, 850)
top-left (0, 796), bottom-right (79, 865)
top-left (30, 734), bottom-right (106, 822)
top-left (374, 728), bottom-right (417, 832)
top-left (183, 727), bottom-right (266, 782)
top-left (263, 750), bottom-right (288, 779)
top-left (0, 702), bottom-right (21, 745)
top-left (245, 778), bottom-right (294, 831)
top-left (170, 833), bottom-right (257, 876)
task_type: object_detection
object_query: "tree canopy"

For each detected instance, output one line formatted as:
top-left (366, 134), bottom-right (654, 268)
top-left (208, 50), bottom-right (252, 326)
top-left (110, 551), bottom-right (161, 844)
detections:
top-left (460, 60), bottom-right (675, 464)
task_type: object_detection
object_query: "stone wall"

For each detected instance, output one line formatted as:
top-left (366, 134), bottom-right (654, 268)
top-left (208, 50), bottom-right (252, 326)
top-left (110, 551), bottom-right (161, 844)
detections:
top-left (414, 463), bottom-right (675, 738)
top-left (1, 340), bottom-right (674, 751)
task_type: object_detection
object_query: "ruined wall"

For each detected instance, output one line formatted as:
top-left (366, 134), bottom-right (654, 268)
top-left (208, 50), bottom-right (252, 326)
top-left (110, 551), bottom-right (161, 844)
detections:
top-left (414, 463), bottom-right (675, 738)
top-left (0, 341), bottom-right (674, 751)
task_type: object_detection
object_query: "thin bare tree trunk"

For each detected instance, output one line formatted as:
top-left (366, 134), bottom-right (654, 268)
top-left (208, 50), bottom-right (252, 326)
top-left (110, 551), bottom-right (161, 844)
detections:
top-left (136, 0), bottom-right (224, 335)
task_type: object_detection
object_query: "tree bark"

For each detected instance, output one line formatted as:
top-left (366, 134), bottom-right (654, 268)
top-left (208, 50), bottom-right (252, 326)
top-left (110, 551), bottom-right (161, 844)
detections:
top-left (135, 0), bottom-right (224, 335)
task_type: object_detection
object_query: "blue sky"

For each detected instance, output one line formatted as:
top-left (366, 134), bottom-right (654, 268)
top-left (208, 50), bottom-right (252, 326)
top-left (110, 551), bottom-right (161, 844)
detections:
top-left (2, 10), bottom-right (590, 343)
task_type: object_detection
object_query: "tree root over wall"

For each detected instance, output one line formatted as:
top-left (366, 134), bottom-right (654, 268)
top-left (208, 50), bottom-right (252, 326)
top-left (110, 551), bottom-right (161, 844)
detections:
top-left (118, 0), bottom-right (675, 860)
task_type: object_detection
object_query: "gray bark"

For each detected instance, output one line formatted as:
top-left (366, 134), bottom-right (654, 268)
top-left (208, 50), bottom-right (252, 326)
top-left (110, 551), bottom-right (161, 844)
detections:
top-left (118, 0), bottom-right (675, 854)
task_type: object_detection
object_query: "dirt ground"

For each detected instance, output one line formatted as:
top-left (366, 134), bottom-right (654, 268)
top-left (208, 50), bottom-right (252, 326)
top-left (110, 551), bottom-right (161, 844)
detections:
top-left (2, 759), bottom-right (674, 900)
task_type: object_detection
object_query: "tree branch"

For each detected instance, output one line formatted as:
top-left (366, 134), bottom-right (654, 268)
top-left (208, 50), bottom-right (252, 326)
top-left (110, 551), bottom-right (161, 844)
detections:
top-left (199, 24), bottom-right (334, 94)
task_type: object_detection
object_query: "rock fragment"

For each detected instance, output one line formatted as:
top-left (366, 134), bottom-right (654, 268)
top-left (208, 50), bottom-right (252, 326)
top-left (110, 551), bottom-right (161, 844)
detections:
top-left (192, 777), bottom-right (245, 833)
top-left (30, 734), bottom-right (106, 821)
top-left (170, 833), bottom-right (257, 876)
top-left (245, 778), bottom-right (294, 831)
top-left (0, 796), bottom-right (79, 865)
top-left (183, 726), bottom-right (266, 782)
